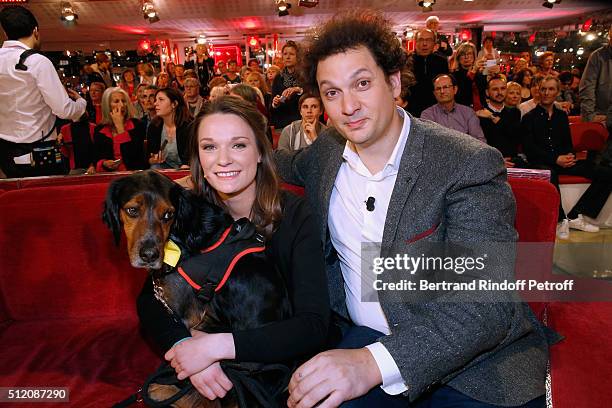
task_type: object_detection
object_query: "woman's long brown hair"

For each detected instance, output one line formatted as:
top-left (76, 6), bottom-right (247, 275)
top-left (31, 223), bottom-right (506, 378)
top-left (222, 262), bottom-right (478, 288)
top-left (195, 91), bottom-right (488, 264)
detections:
top-left (189, 96), bottom-right (282, 237)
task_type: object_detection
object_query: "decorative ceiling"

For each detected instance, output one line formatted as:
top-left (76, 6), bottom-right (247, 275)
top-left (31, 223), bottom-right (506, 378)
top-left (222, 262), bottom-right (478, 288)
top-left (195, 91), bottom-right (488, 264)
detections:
top-left (3, 0), bottom-right (610, 50)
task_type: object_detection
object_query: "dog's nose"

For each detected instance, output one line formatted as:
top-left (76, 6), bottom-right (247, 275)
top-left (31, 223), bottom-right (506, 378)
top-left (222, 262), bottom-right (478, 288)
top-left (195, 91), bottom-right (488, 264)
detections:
top-left (139, 246), bottom-right (160, 263)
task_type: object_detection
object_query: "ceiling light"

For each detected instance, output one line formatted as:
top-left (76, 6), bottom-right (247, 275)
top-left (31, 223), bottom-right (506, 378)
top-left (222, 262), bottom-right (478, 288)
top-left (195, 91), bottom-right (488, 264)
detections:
top-left (586, 33), bottom-right (596, 41)
top-left (142, 1), bottom-right (159, 23)
top-left (417, 0), bottom-right (435, 11)
top-left (542, 0), bottom-right (561, 9)
top-left (60, 2), bottom-right (78, 22)
top-left (576, 47), bottom-right (584, 55)
top-left (277, 0), bottom-right (292, 17)
top-left (196, 34), bottom-right (207, 45)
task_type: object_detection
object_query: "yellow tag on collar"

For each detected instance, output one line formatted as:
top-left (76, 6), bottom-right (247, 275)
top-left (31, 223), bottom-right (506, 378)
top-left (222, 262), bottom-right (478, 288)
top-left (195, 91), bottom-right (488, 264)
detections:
top-left (163, 239), bottom-right (181, 267)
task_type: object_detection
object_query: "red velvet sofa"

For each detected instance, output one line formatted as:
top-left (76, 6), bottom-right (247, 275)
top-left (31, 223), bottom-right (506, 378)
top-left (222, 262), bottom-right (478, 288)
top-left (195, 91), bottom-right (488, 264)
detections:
top-left (0, 174), bottom-right (610, 407)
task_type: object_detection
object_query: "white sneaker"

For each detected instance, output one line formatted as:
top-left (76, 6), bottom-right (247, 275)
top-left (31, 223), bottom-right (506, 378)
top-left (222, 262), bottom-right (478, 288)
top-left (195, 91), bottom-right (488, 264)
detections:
top-left (556, 219), bottom-right (570, 240)
top-left (568, 214), bottom-right (600, 233)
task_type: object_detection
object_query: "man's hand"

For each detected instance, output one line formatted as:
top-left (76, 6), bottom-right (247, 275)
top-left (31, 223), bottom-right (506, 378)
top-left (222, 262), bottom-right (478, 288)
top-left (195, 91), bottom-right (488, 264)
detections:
top-left (272, 94), bottom-right (283, 108)
top-left (475, 109), bottom-right (493, 119)
top-left (503, 157), bottom-right (515, 168)
top-left (282, 87), bottom-right (303, 99)
top-left (190, 362), bottom-right (233, 401)
top-left (303, 120), bottom-right (317, 140)
top-left (557, 101), bottom-right (572, 114)
top-left (102, 160), bottom-right (120, 171)
top-left (165, 331), bottom-right (235, 380)
top-left (287, 348), bottom-right (382, 408)
top-left (149, 151), bottom-right (165, 165)
top-left (556, 154), bottom-right (576, 168)
top-left (66, 89), bottom-right (82, 101)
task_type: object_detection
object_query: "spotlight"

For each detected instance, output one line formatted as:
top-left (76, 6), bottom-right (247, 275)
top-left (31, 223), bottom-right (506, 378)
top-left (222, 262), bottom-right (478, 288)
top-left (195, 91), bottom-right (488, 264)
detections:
top-left (542, 0), bottom-right (561, 9)
top-left (277, 0), bottom-right (292, 17)
top-left (196, 34), bottom-right (207, 45)
top-left (60, 2), bottom-right (78, 22)
top-left (417, 0), bottom-right (435, 11)
top-left (142, 1), bottom-right (159, 23)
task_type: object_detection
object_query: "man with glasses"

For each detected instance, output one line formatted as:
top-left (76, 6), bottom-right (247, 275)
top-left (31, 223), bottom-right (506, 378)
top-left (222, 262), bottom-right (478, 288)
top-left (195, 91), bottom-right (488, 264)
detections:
top-left (421, 74), bottom-right (485, 142)
top-left (407, 29), bottom-right (449, 117)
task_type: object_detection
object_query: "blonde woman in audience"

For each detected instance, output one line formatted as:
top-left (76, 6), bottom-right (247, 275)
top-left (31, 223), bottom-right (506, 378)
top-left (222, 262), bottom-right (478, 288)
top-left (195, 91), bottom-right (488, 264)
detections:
top-left (265, 65), bottom-right (281, 89)
top-left (245, 71), bottom-right (272, 109)
top-left (156, 72), bottom-right (170, 89)
top-left (93, 87), bottom-right (147, 172)
top-left (140, 63), bottom-right (156, 85)
top-left (505, 81), bottom-right (522, 109)
top-left (209, 85), bottom-right (230, 100)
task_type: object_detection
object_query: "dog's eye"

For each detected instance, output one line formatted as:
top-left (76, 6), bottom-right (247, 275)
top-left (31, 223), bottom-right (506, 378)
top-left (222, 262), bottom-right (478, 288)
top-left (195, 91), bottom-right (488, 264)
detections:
top-left (162, 211), bottom-right (175, 222)
top-left (125, 207), bottom-right (139, 217)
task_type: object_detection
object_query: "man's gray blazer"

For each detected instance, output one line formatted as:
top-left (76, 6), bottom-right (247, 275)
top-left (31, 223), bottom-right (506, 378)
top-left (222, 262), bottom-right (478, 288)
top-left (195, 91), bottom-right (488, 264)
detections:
top-left (275, 115), bottom-right (558, 405)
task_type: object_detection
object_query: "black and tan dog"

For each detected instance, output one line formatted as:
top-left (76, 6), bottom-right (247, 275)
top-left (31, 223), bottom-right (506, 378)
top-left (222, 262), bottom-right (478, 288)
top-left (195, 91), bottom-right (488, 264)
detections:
top-left (103, 170), bottom-right (291, 407)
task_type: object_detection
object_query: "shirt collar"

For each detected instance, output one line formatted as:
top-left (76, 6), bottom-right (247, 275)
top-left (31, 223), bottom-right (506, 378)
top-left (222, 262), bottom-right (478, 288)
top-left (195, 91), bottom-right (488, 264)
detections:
top-left (438, 103), bottom-right (456, 113)
top-left (2, 40), bottom-right (29, 50)
top-left (341, 107), bottom-right (410, 178)
top-left (487, 101), bottom-right (504, 113)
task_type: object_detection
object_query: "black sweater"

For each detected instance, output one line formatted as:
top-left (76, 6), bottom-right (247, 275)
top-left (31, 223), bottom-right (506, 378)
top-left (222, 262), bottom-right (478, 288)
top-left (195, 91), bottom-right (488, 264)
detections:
top-left (270, 73), bottom-right (302, 129)
top-left (479, 105), bottom-right (522, 158)
top-left (521, 104), bottom-right (573, 166)
top-left (136, 192), bottom-right (330, 363)
top-left (146, 120), bottom-right (193, 166)
top-left (407, 53), bottom-right (449, 117)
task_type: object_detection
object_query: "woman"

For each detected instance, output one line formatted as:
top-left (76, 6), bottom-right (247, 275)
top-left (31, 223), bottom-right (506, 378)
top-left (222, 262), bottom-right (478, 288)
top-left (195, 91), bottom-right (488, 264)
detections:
top-left (156, 72), bottom-right (170, 89)
top-left (270, 41), bottom-right (304, 129)
top-left (514, 68), bottom-right (534, 102)
top-left (137, 96), bottom-right (329, 401)
top-left (147, 87), bottom-right (193, 169)
top-left (538, 51), bottom-right (559, 77)
top-left (508, 58), bottom-right (528, 82)
top-left (245, 71), bottom-right (272, 111)
top-left (230, 83), bottom-right (269, 119)
top-left (265, 65), bottom-right (280, 90)
top-left (140, 63), bottom-right (156, 85)
top-left (451, 42), bottom-right (487, 110)
top-left (119, 68), bottom-right (139, 102)
top-left (504, 81), bottom-right (522, 109)
top-left (278, 94), bottom-right (327, 151)
top-left (93, 87), bottom-right (147, 172)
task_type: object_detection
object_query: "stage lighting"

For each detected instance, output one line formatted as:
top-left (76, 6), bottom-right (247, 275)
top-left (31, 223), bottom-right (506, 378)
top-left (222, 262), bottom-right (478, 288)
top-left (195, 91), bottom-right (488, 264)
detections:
top-left (61, 2), bottom-right (78, 22)
top-left (542, 0), bottom-right (561, 9)
top-left (277, 0), bottom-right (292, 17)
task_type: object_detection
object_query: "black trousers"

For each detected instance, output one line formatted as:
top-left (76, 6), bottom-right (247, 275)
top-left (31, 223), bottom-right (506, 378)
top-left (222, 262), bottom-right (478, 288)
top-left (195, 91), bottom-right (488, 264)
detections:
top-left (532, 161), bottom-right (612, 221)
top-left (0, 138), bottom-right (65, 178)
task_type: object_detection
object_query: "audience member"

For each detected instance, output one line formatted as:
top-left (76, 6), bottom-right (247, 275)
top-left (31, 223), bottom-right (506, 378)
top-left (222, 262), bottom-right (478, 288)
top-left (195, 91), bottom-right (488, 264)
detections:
top-left (519, 74), bottom-right (544, 117)
top-left (93, 87), bottom-right (147, 172)
top-left (248, 58), bottom-right (262, 72)
top-left (86, 81), bottom-right (106, 124)
top-left (209, 85), bottom-right (230, 100)
top-left (407, 29), bottom-right (449, 117)
top-left (183, 77), bottom-right (204, 117)
top-left (140, 85), bottom-right (158, 130)
top-left (514, 68), bottom-right (534, 102)
top-left (508, 58), bottom-right (528, 82)
top-left (147, 87), bottom-right (193, 169)
top-left (173, 63), bottom-right (185, 91)
top-left (522, 76), bottom-right (612, 238)
top-left (215, 60), bottom-right (227, 76)
top-left (139, 63), bottom-right (156, 86)
top-left (537, 51), bottom-right (559, 77)
top-left (165, 61), bottom-right (176, 83)
top-left (271, 41), bottom-right (304, 128)
top-left (265, 64), bottom-right (281, 89)
top-left (223, 59), bottom-right (241, 84)
top-left (156, 71), bottom-right (170, 89)
top-left (0, 5), bottom-right (86, 178)
top-left (425, 15), bottom-right (452, 57)
top-left (245, 71), bottom-right (272, 110)
top-left (558, 71), bottom-right (579, 115)
top-left (229, 83), bottom-right (268, 120)
top-left (278, 94), bottom-right (327, 151)
top-left (451, 42), bottom-right (487, 110)
top-left (119, 68), bottom-right (138, 102)
top-left (505, 81), bottom-right (522, 109)
top-left (394, 69), bottom-right (415, 112)
top-left (89, 52), bottom-right (116, 88)
top-left (208, 76), bottom-right (228, 90)
top-left (185, 44), bottom-right (215, 96)
top-left (59, 112), bottom-right (96, 174)
top-left (422, 74), bottom-right (485, 143)
top-left (132, 83), bottom-right (147, 119)
top-left (519, 51), bottom-right (533, 68)
top-left (477, 36), bottom-right (500, 61)
top-left (182, 68), bottom-right (199, 81)
top-left (477, 75), bottom-right (524, 168)
top-left (580, 25), bottom-right (612, 166)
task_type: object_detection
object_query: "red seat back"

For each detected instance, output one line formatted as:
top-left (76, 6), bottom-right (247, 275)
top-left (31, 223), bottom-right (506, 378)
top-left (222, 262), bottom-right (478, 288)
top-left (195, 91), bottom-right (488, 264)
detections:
top-left (570, 121), bottom-right (608, 151)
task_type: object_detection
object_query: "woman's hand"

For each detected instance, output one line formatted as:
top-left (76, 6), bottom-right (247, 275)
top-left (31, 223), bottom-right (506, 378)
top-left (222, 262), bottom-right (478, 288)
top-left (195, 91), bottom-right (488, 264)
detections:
top-left (85, 165), bottom-right (96, 175)
top-left (282, 87), bottom-right (303, 99)
top-left (165, 332), bottom-right (235, 380)
top-left (149, 151), bottom-right (164, 164)
top-left (110, 107), bottom-right (125, 134)
top-left (272, 94), bottom-right (282, 108)
top-left (472, 57), bottom-right (486, 74)
top-left (190, 362), bottom-right (234, 401)
top-left (102, 159), bottom-right (120, 171)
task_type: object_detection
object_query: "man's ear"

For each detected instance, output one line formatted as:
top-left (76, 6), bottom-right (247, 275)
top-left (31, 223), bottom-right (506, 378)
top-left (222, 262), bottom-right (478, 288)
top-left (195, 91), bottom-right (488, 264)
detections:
top-left (389, 71), bottom-right (402, 99)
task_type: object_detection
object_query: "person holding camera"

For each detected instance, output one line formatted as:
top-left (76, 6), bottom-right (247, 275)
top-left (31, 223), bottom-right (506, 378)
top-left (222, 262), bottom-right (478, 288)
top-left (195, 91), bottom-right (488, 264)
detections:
top-left (0, 6), bottom-right (86, 178)
top-left (270, 41), bottom-right (304, 129)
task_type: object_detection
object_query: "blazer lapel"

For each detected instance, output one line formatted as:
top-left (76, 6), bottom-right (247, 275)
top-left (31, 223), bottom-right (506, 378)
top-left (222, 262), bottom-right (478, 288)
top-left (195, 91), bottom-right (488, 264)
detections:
top-left (381, 115), bottom-right (425, 253)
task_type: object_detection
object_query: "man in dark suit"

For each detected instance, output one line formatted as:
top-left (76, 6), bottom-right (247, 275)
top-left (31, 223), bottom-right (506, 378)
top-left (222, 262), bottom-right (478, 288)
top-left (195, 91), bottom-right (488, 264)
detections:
top-left (407, 28), bottom-right (449, 117)
top-left (276, 9), bottom-right (555, 408)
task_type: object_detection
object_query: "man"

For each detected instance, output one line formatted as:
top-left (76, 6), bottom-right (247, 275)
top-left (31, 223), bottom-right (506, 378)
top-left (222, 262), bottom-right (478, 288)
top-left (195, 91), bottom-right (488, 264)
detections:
top-left (276, 9), bottom-right (553, 408)
top-left (223, 59), bottom-right (241, 84)
top-left (477, 76), bottom-right (524, 168)
top-left (425, 16), bottom-right (452, 58)
top-left (580, 25), bottom-right (612, 166)
top-left (173, 63), bottom-right (185, 91)
top-left (477, 36), bottom-right (500, 61)
top-left (140, 85), bottom-right (158, 131)
top-left (183, 77), bottom-right (204, 117)
top-left (522, 76), bottom-right (611, 239)
top-left (421, 74), bottom-right (485, 143)
top-left (0, 5), bottom-right (86, 178)
top-left (407, 29), bottom-right (449, 118)
top-left (88, 52), bottom-right (115, 88)
top-left (185, 43), bottom-right (215, 96)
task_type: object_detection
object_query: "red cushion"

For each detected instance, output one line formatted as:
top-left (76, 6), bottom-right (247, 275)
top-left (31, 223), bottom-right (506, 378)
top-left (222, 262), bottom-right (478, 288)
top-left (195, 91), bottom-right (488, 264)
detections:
top-left (508, 178), bottom-right (559, 242)
top-left (559, 175), bottom-right (592, 184)
top-left (570, 122), bottom-right (609, 152)
top-left (547, 302), bottom-right (612, 408)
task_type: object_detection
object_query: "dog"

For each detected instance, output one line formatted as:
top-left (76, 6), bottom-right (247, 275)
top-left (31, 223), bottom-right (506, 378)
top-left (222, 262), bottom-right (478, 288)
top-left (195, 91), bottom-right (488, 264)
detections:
top-left (103, 170), bottom-right (291, 407)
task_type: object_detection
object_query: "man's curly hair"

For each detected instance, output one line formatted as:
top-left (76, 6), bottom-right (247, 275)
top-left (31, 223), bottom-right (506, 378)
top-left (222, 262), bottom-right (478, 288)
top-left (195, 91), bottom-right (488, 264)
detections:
top-left (301, 9), bottom-right (414, 95)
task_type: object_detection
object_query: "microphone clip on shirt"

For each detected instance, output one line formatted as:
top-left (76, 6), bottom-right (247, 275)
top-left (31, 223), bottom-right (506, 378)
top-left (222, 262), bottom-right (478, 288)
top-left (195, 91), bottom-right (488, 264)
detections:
top-left (365, 196), bottom-right (375, 212)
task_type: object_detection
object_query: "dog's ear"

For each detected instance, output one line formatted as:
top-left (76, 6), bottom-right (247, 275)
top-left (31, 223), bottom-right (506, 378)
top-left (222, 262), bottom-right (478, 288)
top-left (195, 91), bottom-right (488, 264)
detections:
top-left (169, 183), bottom-right (197, 242)
top-left (102, 178), bottom-right (125, 245)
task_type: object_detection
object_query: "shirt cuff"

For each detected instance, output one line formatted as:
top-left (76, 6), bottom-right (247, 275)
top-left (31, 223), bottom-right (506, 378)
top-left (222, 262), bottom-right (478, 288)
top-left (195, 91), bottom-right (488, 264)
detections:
top-left (365, 342), bottom-right (408, 395)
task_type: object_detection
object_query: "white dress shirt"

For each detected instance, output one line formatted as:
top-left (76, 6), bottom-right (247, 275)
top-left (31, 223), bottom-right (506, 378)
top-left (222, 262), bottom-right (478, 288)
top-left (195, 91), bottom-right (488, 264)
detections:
top-left (0, 40), bottom-right (86, 146)
top-left (328, 108), bottom-right (410, 395)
